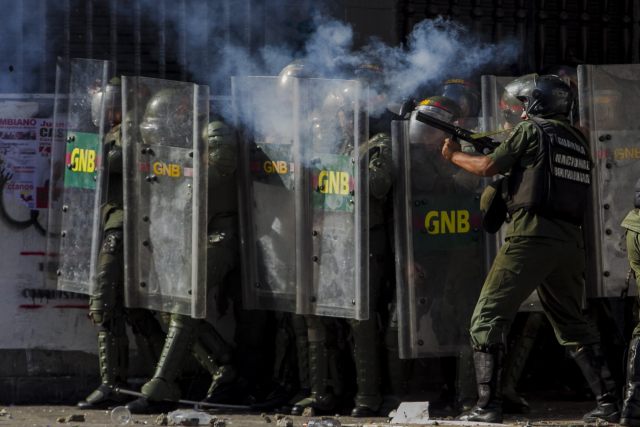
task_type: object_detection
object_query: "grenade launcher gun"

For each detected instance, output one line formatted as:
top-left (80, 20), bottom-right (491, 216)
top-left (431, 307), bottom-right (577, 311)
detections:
top-left (415, 111), bottom-right (501, 155)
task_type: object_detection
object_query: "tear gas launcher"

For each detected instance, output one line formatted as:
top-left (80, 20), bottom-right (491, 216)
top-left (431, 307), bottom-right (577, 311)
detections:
top-left (415, 111), bottom-right (501, 155)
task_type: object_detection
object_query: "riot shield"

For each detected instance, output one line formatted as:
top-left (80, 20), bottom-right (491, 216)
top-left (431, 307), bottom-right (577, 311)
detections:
top-left (393, 119), bottom-right (486, 358)
top-left (122, 76), bottom-right (209, 317)
top-left (480, 75), bottom-right (522, 265)
top-left (480, 75), bottom-right (524, 142)
top-left (578, 65), bottom-right (640, 297)
top-left (233, 76), bottom-right (369, 320)
top-left (233, 76), bottom-right (299, 313)
top-left (45, 58), bottom-right (113, 294)
top-left (297, 78), bottom-right (369, 320)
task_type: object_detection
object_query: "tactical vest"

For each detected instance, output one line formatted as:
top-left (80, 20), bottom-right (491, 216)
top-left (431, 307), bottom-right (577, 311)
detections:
top-left (504, 118), bottom-right (591, 224)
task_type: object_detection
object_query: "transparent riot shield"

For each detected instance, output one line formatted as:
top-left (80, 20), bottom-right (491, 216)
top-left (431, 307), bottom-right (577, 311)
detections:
top-left (578, 65), bottom-right (640, 297)
top-left (232, 76), bottom-right (299, 313)
top-left (480, 75), bottom-right (524, 142)
top-left (233, 76), bottom-right (369, 320)
top-left (480, 75), bottom-right (520, 271)
top-left (122, 76), bottom-right (209, 317)
top-left (45, 58), bottom-right (113, 294)
top-left (297, 78), bottom-right (369, 320)
top-left (393, 119), bottom-right (486, 358)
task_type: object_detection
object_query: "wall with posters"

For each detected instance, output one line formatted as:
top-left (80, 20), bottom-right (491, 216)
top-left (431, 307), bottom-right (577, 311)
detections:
top-left (0, 96), bottom-right (101, 403)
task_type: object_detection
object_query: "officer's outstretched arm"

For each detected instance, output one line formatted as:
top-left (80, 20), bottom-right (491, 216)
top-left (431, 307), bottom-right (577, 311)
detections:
top-left (441, 138), bottom-right (499, 177)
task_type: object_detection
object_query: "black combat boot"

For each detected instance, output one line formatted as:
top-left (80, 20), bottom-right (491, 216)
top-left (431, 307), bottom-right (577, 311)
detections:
top-left (77, 329), bottom-right (128, 409)
top-left (571, 343), bottom-right (620, 423)
top-left (457, 344), bottom-right (504, 423)
top-left (622, 336), bottom-right (640, 426)
top-left (126, 316), bottom-right (195, 414)
top-left (350, 317), bottom-right (382, 417)
top-left (290, 341), bottom-right (335, 415)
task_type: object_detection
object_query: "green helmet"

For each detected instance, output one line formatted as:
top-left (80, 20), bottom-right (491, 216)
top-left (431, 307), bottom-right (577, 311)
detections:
top-left (207, 119), bottom-right (237, 173)
top-left (139, 88), bottom-right (193, 146)
top-left (207, 119), bottom-right (237, 157)
top-left (312, 87), bottom-right (356, 152)
top-left (500, 75), bottom-right (531, 127)
top-left (207, 120), bottom-right (235, 145)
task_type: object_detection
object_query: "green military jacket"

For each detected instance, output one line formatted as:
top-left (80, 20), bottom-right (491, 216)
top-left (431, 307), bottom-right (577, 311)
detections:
top-left (622, 209), bottom-right (640, 287)
top-left (363, 133), bottom-right (393, 228)
top-left (487, 117), bottom-right (584, 242)
top-left (101, 124), bottom-right (124, 231)
top-left (207, 123), bottom-right (238, 227)
top-left (622, 209), bottom-right (640, 234)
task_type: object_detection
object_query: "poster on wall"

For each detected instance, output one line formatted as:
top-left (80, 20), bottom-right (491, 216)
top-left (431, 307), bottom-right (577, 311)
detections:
top-left (0, 117), bottom-right (52, 211)
top-left (0, 97), bottom-right (96, 352)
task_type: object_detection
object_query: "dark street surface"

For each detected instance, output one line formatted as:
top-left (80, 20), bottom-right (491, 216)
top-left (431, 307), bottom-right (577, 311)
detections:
top-left (0, 399), bottom-right (599, 426)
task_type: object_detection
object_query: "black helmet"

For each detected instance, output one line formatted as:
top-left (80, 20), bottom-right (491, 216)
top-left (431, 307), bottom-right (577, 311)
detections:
top-left (514, 74), bottom-right (573, 118)
top-left (635, 177), bottom-right (640, 209)
top-left (441, 78), bottom-right (480, 118)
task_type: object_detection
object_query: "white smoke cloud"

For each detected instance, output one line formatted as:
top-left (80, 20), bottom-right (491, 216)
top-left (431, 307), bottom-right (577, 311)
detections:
top-left (128, 2), bottom-right (520, 127)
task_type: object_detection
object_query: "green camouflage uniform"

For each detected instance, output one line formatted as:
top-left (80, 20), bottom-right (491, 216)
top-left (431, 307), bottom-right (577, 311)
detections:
top-left (293, 133), bottom-right (392, 415)
top-left (622, 209), bottom-right (640, 337)
top-left (137, 120), bottom-right (239, 404)
top-left (620, 209), bottom-right (640, 425)
top-left (79, 124), bottom-right (165, 408)
top-left (470, 118), bottom-right (600, 349)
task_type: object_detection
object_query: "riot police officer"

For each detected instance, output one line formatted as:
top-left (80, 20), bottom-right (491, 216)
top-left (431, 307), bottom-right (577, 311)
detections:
top-left (496, 74), bottom-right (545, 415)
top-left (290, 83), bottom-right (393, 417)
top-left (620, 178), bottom-right (640, 427)
top-left (441, 74), bottom-right (619, 423)
top-left (78, 77), bottom-right (166, 409)
top-left (125, 91), bottom-right (239, 413)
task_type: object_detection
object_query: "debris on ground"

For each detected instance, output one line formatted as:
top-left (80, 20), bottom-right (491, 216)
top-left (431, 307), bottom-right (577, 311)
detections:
top-left (56, 413), bottom-right (86, 423)
top-left (390, 401), bottom-right (430, 424)
top-left (276, 415), bottom-right (294, 427)
top-left (155, 413), bottom-right (169, 425)
top-left (302, 407), bottom-right (315, 417)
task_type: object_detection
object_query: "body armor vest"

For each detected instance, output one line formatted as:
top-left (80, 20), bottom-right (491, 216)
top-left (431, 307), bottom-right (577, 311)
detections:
top-left (505, 118), bottom-right (591, 224)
